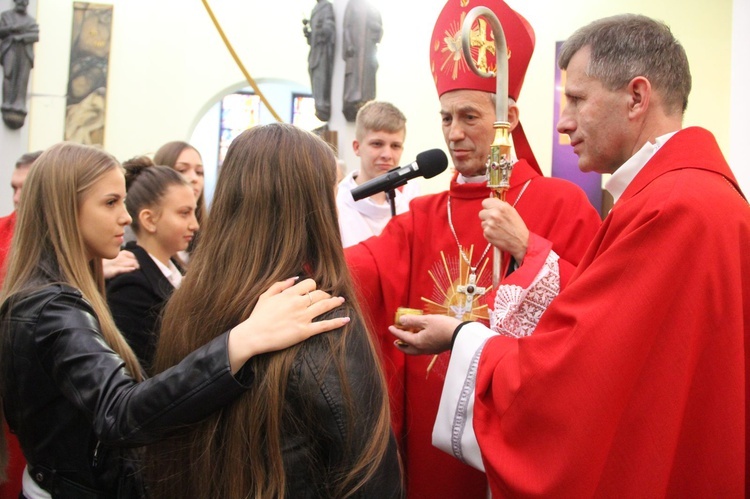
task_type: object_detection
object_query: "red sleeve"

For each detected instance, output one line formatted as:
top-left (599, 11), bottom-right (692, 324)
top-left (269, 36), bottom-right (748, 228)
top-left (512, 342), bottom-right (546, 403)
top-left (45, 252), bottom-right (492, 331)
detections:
top-left (345, 212), bottom-right (415, 444)
top-left (500, 232), bottom-right (554, 289)
top-left (484, 177), bottom-right (601, 309)
top-left (0, 213), bottom-right (17, 286)
top-left (528, 179), bottom-right (601, 272)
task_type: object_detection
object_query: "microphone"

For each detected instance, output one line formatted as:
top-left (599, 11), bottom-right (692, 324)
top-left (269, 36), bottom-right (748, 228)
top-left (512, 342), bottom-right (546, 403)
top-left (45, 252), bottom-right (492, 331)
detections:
top-left (351, 149), bottom-right (448, 201)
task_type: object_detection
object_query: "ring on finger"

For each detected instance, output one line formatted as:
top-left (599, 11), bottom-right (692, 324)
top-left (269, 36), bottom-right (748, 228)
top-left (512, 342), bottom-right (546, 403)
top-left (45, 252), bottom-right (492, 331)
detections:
top-left (306, 291), bottom-right (313, 306)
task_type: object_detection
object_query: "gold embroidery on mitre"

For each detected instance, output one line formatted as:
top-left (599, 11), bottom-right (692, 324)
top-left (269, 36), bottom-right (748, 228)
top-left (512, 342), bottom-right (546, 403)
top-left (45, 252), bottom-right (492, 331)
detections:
top-left (460, 0), bottom-right (470, 7)
top-left (439, 21), bottom-right (465, 80)
top-left (470, 18), bottom-right (495, 74)
top-left (439, 13), bottom-right (506, 81)
top-left (420, 246), bottom-right (492, 322)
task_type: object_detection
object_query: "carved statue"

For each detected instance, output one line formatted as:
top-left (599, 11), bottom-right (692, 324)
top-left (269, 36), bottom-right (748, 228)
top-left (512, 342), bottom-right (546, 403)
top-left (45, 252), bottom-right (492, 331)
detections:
top-left (303, 0), bottom-right (335, 122)
top-left (0, 0), bottom-right (38, 129)
top-left (342, 0), bottom-right (382, 122)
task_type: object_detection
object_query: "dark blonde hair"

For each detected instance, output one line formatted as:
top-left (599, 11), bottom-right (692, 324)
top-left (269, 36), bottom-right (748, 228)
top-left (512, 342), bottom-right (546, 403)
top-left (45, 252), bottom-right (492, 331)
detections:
top-left (15, 150), bottom-right (42, 168)
top-left (121, 156), bottom-right (191, 235)
top-left (355, 100), bottom-right (406, 141)
top-left (0, 143), bottom-right (143, 379)
top-left (147, 123), bottom-right (391, 498)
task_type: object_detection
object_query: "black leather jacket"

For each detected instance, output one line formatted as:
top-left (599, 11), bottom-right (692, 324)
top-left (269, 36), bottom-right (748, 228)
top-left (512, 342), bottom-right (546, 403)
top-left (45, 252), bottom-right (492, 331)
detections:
top-left (1, 284), bottom-right (252, 498)
top-left (281, 310), bottom-right (403, 498)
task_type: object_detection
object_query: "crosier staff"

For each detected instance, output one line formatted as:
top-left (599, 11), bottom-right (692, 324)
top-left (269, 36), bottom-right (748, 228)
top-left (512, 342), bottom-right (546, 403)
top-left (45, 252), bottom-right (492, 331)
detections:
top-left (461, 7), bottom-right (512, 288)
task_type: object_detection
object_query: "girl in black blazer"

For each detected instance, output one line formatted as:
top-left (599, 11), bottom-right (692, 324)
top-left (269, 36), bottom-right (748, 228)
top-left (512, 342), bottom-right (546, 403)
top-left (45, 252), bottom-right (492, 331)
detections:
top-left (106, 157), bottom-right (197, 373)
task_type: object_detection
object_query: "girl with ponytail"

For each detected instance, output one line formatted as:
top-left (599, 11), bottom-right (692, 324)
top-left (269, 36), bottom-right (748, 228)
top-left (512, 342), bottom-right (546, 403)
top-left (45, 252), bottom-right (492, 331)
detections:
top-left (106, 156), bottom-right (198, 373)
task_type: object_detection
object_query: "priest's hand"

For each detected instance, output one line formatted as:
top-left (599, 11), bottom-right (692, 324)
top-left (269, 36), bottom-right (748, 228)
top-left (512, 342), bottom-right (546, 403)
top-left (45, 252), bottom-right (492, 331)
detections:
top-left (480, 198), bottom-right (530, 263)
top-left (390, 314), bottom-right (460, 355)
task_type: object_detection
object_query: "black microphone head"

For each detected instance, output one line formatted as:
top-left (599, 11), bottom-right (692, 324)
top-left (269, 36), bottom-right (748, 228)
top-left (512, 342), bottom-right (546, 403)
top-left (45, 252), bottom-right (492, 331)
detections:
top-left (415, 149), bottom-right (449, 179)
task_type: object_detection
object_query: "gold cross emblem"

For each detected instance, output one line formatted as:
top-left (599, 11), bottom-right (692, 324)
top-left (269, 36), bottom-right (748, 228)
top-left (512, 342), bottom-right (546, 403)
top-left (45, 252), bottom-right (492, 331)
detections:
top-left (470, 18), bottom-right (495, 74)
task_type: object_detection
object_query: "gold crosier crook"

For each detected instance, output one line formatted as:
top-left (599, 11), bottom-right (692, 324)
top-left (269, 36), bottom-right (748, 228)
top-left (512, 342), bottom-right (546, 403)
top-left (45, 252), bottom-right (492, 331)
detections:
top-left (461, 7), bottom-right (512, 288)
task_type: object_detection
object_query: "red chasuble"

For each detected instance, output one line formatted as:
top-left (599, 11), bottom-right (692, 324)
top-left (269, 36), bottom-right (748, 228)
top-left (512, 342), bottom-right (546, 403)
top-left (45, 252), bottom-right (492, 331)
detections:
top-left (460, 128), bottom-right (749, 497)
top-left (346, 159), bottom-right (601, 498)
top-left (0, 211), bottom-right (24, 499)
top-left (0, 211), bottom-right (16, 281)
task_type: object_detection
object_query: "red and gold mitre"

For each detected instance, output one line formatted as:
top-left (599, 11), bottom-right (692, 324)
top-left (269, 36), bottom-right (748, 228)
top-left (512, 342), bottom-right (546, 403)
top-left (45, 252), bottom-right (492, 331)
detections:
top-left (430, 0), bottom-right (535, 100)
top-left (430, 0), bottom-right (541, 174)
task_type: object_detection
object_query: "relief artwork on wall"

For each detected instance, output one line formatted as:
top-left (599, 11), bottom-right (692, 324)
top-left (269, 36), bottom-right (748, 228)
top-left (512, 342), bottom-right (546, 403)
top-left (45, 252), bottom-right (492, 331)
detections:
top-left (342, 0), bottom-right (382, 122)
top-left (64, 2), bottom-right (112, 146)
top-left (0, 0), bottom-right (39, 129)
top-left (303, 0), bottom-right (335, 122)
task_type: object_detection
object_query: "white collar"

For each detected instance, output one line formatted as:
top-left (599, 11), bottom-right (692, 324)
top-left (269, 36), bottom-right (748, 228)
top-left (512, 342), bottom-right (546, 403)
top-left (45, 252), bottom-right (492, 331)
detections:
top-left (456, 155), bottom-right (519, 184)
top-left (456, 173), bottom-right (487, 184)
top-left (148, 253), bottom-right (182, 289)
top-left (605, 131), bottom-right (678, 204)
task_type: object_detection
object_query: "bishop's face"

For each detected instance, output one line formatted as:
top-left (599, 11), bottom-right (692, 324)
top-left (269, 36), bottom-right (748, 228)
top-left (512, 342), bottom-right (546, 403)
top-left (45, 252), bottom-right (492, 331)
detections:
top-left (439, 90), bottom-right (496, 178)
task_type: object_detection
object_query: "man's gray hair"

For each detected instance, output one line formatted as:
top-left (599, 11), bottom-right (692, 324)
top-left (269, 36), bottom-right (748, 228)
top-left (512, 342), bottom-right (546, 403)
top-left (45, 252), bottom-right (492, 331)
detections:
top-left (558, 14), bottom-right (691, 116)
top-left (16, 150), bottom-right (43, 169)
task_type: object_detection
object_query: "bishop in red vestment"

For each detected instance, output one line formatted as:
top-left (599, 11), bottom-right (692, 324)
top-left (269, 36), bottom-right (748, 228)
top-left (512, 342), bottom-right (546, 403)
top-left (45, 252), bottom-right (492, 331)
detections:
top-left (346, 1), bottom-right (601, 497)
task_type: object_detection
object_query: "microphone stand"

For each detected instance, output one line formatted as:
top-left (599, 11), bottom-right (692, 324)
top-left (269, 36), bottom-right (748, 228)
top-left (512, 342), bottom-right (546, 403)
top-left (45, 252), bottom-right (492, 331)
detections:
top-left (385, 188), bottom-right (397, 217)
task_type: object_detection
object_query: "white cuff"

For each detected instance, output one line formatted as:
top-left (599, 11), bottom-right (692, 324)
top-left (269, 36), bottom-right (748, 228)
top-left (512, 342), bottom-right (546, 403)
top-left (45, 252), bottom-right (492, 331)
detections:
top-left (433, 322), bottom-right (497, 471)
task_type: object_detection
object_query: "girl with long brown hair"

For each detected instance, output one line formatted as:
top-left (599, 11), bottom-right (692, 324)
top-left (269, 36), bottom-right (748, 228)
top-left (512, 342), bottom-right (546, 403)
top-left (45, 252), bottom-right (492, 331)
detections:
top-left (0, 142), bottom-right (346, 498)
top-left (148, 123), bottom-right (402, 498)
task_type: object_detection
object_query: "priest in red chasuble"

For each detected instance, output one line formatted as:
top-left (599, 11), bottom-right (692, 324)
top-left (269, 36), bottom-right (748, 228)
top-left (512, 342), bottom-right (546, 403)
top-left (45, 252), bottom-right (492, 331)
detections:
top-left (345, 1), bottom-right (601, 497)
top-left (391, 14), bottom-right (750, 498)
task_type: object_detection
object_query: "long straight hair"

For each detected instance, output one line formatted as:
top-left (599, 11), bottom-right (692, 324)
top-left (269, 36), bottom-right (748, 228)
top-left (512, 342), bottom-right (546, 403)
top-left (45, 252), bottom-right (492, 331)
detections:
top-left (0, 144), bottom-right (143, 392)
top-left (147, 124), bottom-right (392, 498)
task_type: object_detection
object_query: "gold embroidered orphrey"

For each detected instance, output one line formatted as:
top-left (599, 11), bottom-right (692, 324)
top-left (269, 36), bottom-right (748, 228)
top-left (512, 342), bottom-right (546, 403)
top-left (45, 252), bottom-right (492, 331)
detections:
top-left (419, 179), bottom-right (531, 323)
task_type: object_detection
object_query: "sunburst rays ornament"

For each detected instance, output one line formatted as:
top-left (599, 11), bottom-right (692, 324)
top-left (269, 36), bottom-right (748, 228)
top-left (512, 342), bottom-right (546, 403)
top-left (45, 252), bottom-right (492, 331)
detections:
top-left (421, 246), bottom-right (492, 322)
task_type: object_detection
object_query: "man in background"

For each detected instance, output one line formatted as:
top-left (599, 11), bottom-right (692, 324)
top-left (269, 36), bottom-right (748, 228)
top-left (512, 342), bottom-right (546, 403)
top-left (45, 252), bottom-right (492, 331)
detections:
top-left (0, 150), bottom-right (40, 268)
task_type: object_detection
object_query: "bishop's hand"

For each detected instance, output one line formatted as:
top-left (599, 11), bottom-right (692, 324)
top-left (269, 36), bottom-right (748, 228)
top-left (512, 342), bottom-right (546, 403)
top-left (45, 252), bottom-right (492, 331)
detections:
top-left (479, 197), bottom-right (530, 263)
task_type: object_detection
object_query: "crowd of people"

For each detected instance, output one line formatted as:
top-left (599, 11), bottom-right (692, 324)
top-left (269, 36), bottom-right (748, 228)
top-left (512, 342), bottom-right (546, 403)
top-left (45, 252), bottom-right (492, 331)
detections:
top-left (0, 1), bottom-right (748, 498)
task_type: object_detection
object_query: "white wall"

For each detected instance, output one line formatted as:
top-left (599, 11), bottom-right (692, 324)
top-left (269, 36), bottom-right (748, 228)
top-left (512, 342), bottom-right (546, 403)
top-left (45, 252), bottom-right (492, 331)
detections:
top-left (0, 0), bottom-right (744, 216)
top-left (730, 0), bottom-right (750, 194)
